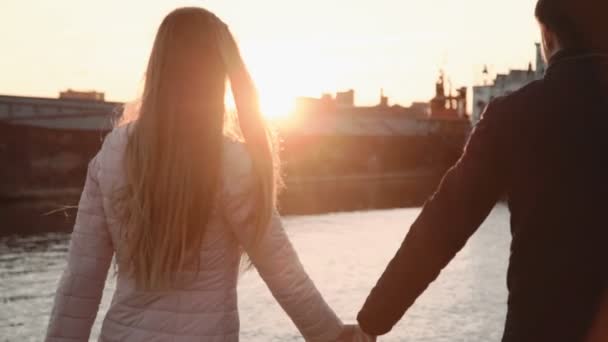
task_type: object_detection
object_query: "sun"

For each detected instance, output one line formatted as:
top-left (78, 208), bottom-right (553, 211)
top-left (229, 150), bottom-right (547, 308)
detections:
top-left (247, 61), bottom-right (296, 121)
top-left (224, 79), bottom-right (295, 122)
top-left (258, 87), bottom-right (294, 121)
top-left (238, 43), bottom-right (300, 122)
top-left (238, 39), bottom-right (338, 122)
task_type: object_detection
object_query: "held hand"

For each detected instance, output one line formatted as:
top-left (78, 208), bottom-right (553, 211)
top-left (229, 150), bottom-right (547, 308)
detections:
top-left (336, 324), bottom-right (376, 342)
top-left (352, 325), bottom-right (376, 342)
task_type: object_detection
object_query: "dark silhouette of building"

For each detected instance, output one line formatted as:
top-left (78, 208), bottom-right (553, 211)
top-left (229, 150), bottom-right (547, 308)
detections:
top-left (430, 72), bottom-right (468, 119)
top-left (0, 79), bottom-right (471, 234)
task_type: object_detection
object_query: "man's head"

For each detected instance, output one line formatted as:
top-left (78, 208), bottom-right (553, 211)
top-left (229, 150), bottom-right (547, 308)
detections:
top-left (535, 0), bottom-right (608, 62)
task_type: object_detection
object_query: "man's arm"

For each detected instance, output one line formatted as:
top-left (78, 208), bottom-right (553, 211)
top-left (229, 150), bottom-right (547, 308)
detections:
top-left (357, 102), bottom-right (508, 336)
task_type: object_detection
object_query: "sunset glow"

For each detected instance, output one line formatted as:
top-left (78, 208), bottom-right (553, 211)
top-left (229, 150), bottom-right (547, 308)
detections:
top-left (241, 41), bottom-right (340, 120)
top-left (246, 52), bottom-right (296, 120)
top-left (0, 0), bottom-right (540, 109)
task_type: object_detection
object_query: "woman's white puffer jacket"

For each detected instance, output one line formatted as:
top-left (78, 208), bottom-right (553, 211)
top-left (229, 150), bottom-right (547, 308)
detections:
top-left (45, 125), bottom-right (343, 342)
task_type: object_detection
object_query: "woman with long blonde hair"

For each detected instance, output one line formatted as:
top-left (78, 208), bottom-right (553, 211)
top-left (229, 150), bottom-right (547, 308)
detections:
top-left (44, 7), bottom-right (373, 342)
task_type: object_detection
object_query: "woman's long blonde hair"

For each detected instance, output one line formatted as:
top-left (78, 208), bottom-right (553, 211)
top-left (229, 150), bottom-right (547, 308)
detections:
top-left (117, 7), bottom-right (278, 290)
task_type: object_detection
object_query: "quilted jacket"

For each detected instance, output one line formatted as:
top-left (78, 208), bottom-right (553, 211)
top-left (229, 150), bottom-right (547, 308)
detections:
top-left (45, 125), bottom-right (343, 342)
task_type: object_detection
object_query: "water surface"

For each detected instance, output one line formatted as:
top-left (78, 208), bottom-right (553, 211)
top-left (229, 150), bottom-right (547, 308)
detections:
top-left (0, 206), bottom-right (511, 341)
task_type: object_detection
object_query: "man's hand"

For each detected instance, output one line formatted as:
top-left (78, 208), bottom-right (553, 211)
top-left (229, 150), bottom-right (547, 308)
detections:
top-left (336, 324), bottom-right (376, 342)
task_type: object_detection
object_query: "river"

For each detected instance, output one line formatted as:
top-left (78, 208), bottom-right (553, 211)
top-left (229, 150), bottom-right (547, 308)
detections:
top-left (0, 205), bottom-right (511, 341)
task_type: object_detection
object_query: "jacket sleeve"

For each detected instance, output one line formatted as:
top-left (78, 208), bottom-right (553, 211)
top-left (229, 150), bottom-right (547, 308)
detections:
top-left (221, 143), bottom-right (343, 342)
top-left (357, 102), bottom-right (508, 336)
top-left (45, 154), bottom-right (114, 342)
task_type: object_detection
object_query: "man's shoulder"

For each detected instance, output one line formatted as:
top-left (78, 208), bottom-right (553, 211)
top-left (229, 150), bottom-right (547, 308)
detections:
top-left (474, 79), bottom-right (546, 142)
top-left (480, 79), bottom-right (547, 130)
top-left (487, 79), bottom-right (546, 116)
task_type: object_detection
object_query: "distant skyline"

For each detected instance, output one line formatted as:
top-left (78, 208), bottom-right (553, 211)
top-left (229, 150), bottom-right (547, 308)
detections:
top-left (1, 0), bottom-right (541, 116)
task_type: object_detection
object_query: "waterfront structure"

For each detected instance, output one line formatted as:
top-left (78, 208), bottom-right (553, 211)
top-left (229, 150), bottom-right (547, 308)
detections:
top-left (0, 80), bottom-right (471, 234)
top-left (59, 89), bottom-right (106, 102)
top-left (429, 72), bottom-right (468, 120)
top-left (472, 44), bottom-right (547, 124)
top-left (283, 76), bottom-right (470, 200)
top-left (294, 72), bottom-right (467, 123)
top-left (0, 91), bottom-right (120, 130)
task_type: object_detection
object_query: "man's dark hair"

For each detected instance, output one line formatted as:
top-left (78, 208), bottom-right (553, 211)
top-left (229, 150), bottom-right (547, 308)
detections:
top-left (535, 0), bottom-right (608, 50)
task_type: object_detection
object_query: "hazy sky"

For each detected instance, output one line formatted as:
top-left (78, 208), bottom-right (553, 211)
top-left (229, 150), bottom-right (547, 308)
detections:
top-left (0, 0), bottom-right (541, 116)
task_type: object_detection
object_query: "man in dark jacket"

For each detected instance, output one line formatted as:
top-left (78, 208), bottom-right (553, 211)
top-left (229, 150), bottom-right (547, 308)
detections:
top-left (357, 1), bottom-right (608, 341)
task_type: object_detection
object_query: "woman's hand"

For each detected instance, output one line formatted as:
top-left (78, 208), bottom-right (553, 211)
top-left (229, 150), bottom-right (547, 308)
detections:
top-left (215, 23), bottom-right (244, 75)
top-left (336, 324), bottom-right (377, 342)
top-left (215, 23), bottom-right (260, 116)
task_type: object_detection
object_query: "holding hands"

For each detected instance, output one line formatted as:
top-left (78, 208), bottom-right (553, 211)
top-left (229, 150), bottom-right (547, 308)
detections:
top-left (336, 324), bottom-right (376, 342)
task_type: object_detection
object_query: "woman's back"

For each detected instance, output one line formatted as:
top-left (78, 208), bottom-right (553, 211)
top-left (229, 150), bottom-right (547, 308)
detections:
top-left (98, 126), bottom-right (242, 340)
top-left (45, 125), bottom-right (343, 342)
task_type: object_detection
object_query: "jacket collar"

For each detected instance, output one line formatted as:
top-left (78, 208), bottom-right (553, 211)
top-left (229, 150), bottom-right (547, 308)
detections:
top-left (546, 48), bottom-right (608, 77)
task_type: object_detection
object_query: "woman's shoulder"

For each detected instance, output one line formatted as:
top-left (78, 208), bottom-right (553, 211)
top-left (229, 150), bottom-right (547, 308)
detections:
top-left (95, 124), bottom-right (131, 173)
top-left (102, 124), bottom-right (131, 151)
